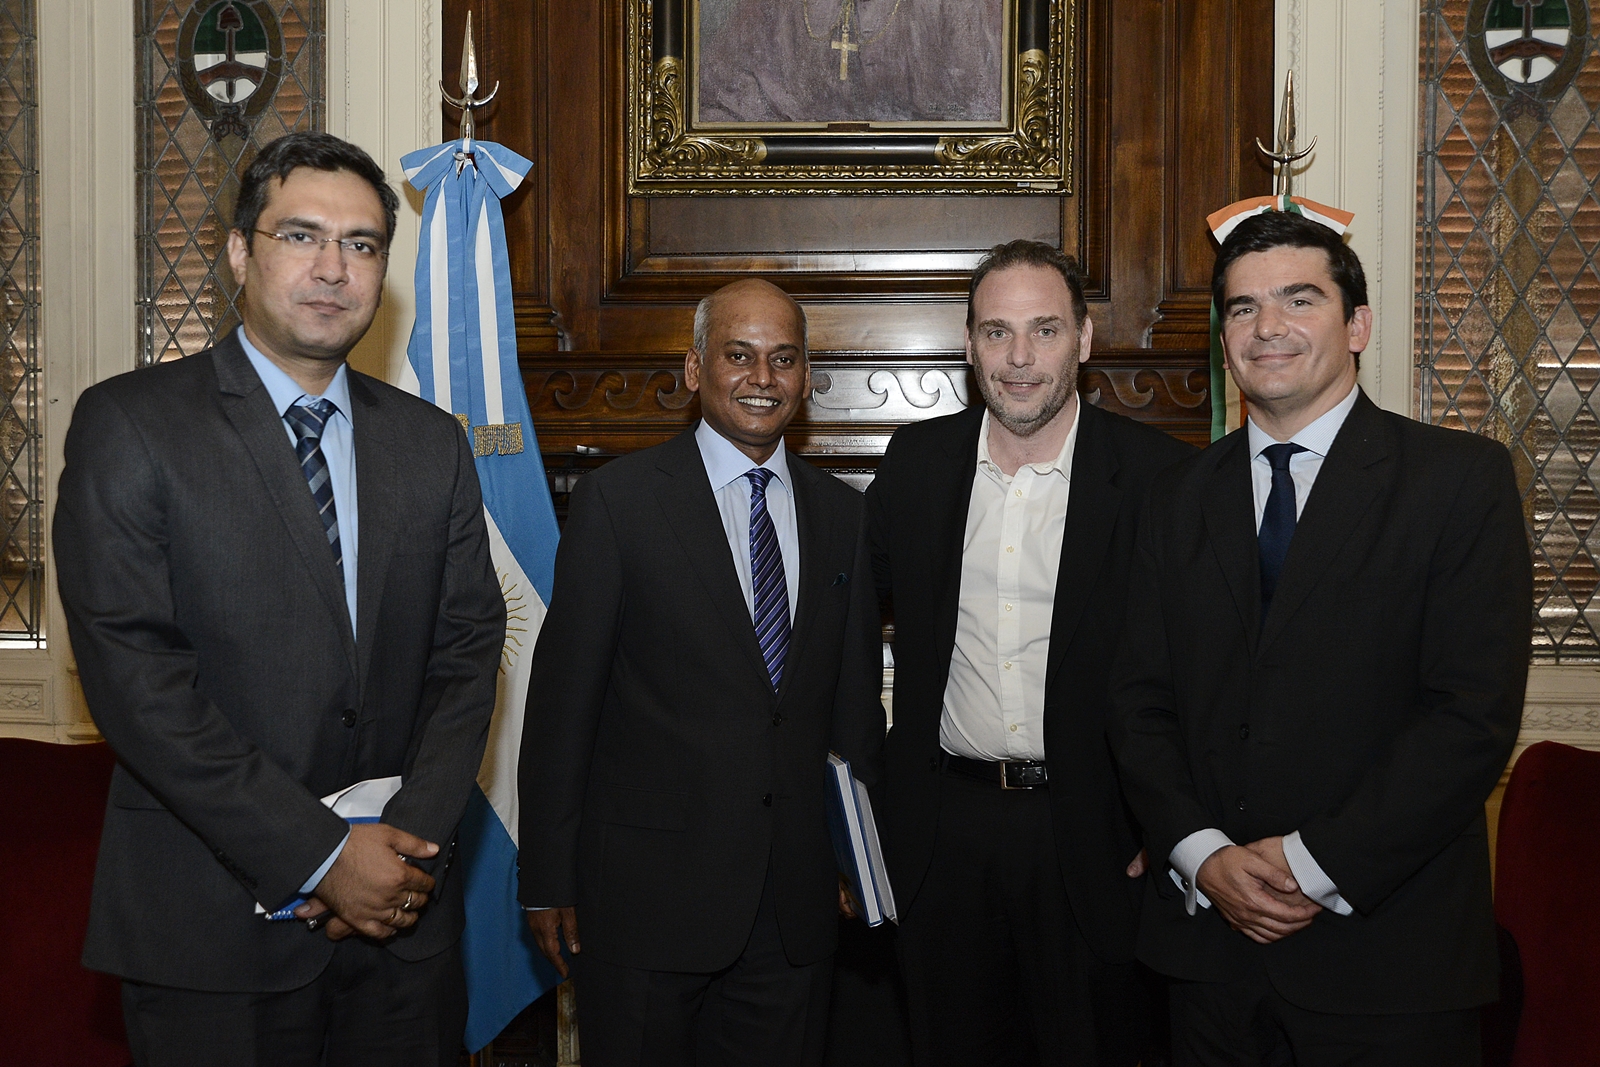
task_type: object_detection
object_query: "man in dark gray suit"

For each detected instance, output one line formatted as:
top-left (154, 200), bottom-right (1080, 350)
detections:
top-left (54, 132), bottom-right (505, 1066)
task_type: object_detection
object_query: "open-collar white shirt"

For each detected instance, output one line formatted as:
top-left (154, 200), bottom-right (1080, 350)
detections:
top-left (938, 405), bottom-right (1081, 762)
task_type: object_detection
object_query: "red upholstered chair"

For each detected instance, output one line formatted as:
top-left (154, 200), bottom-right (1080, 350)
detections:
top-left (0, 738), bottom-right (131, 1067)
top-left (1491, 740), bottom-right (1600, 1067)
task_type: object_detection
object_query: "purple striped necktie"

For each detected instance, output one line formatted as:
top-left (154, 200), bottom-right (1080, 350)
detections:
top-left (745, 467), bottom-right (790, 691)
top-left (284, 398), bottom-right (344, 582)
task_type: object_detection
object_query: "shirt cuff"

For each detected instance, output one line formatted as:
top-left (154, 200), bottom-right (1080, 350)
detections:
top-left (1168, 828), bottom-right (1234, 916)
top-left (299, 830), bottom-right (350, 895)
top-left (524, 906), bottom-right (553, 911)
top-left (1281, 831), bottom-right (1354, 916)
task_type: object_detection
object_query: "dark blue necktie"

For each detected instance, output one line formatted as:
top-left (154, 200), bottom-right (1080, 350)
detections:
top-left (1258, 442), bottom-right (1308, 610)
top-left (284, 399), bottom-right (343, 581)
top-left (746, 468), bottom-right (790, 691)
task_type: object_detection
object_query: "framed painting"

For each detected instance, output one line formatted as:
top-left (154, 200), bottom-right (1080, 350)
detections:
top-left (627, 0), bottom-right (1073, 194)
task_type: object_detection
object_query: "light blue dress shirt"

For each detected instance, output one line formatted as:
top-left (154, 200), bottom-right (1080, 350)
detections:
top-left (238, 327), bottom-right (359, 900)
top-left (695, 419), bottom-right (801, 623)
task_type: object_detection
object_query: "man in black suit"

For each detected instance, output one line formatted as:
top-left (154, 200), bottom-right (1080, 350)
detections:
top-left (865, 240), bottom-right (1193, 1066)
top-left (1110, 210), bottom-right (1532, 1066)
top-left (518, 278), bottom-right (885, 1067)
top-left (54, 132), bottom-right (506, 1066)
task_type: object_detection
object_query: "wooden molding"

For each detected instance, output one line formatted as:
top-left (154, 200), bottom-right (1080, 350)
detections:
top-left (521, 351), bottom-right (1212, 461)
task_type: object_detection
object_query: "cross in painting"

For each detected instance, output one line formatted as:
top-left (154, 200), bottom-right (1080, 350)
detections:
top-left (831, 25), bottom-right (858, 81)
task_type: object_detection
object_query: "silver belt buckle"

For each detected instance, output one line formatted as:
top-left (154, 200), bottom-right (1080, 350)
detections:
top-left (1001, 761), bottom-right (1045, 789)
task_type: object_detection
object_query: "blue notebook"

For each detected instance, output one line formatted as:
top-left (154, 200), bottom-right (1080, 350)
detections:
top-left (825, 753), bottom-right (896, 927)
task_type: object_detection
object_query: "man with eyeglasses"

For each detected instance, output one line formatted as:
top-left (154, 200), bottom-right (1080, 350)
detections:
top-left (54, 131), bottom-right (505, 1065)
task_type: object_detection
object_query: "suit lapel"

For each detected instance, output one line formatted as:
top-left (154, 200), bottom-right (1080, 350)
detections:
top-left (1201, 430), bottom-right (1262, 654)
top-left (1044, 403), bottom-right (1121, 690)
top-left (775, 459), bottom-right (835, 706)
top-left (1258, 394), bottom-right (1392, 652)
top-left (350, 374), bottom-right (399, 698)
top-left (930, 406), bottom-right (985, 678)
top-left (213, 338), bottom-right (359, 682)
top-left (653, 430), bottom-right (772, 688)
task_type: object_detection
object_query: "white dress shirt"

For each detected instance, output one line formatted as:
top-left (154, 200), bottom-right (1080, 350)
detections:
top-left (1169, 383), bottom-right (1360, 917)
top-left (695, 420), bottom-right (801, 624)
top-left (938, 407), bottom-right (1080, 762)
top-left (239, 327), bottom-right (362, 900)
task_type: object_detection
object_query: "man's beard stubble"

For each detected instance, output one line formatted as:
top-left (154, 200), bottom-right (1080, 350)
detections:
top-left (975, 343), bottom-right (1080, 439)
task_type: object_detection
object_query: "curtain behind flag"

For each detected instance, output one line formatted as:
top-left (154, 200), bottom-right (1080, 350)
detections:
top-left (400, 138), bottom-right (562, 1052)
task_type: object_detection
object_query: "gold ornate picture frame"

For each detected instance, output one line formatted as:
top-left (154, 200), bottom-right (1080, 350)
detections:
top-left (627, 0), bottom-right (1073, 194)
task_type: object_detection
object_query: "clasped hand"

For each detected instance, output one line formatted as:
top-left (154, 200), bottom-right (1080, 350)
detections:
top-left (1195, 836), bottom-right (1322, 944)
top-left (293, 822), bottom-right (439, 941)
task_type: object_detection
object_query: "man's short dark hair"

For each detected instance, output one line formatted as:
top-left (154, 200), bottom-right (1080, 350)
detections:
top-left (967, 240), bottom-right (1090, 333)
top-left (232, 132), bottom-right (400, 252)
top-left (1211, 211), bottom-right (1368, 323)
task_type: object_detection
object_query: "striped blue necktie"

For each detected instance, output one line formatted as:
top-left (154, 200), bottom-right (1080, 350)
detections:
top-left (745, 467), bottom-right (790, 691)
top-left (284, 399), bottom-right (343, 582)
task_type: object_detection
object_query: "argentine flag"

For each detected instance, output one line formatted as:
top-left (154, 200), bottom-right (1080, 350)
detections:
top-left (400, 137), bottom-right (562, 1052)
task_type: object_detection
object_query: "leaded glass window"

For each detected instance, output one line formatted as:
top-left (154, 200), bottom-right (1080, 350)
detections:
top-left (0, 0), bottom-right (38, 645)
top-left (1418, 0), bottom-right (1600, 657)
top-left (137, 0), bottom-right (323, 365)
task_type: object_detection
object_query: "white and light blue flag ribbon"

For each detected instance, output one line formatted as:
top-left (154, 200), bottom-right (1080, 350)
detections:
top-left (400, 137), bottom-right (561, 1053)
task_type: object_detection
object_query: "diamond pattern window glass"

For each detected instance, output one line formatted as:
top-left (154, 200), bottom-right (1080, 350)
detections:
top-left (1417, 1), bottom-right (1600, 659)
top-left (0, 0), bottom-right (40, 645)
top-left (137, 1), bottom-right (323, 365)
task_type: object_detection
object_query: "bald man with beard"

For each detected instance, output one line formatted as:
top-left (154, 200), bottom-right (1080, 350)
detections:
top-left (518, 280), bottom-right (885, 1067)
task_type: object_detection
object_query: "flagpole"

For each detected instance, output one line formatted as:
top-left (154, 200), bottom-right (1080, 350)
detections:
top-left (404, 10), bottom-right (566, 1058)
top-left (441, 11), bottom-right (500, 159)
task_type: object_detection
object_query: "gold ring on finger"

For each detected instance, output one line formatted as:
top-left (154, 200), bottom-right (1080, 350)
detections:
top-left (389, 906), bottom-right (400, 925)
top-left (403, 891), bottom-right (414, 911)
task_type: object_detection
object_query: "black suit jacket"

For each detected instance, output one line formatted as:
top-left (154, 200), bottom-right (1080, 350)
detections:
top-left (1110, 392), bottom-right (1532, 1013)
top-left (53, 335), bottom-right (505, 992)
top-left (516, 426), bottom-right (885, 973)
top-left (865, 400), bottom-right (1194, 963)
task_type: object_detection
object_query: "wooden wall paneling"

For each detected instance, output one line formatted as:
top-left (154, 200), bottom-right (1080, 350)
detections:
top-left (440, 4), bottom-right (558, 350)
top-left (537, 0), bottom-right (611, 351)
top-left (442, 0), bottom-right (1275, 467)
top-left (1094, 0), bottom-right (1167, 350)
top-left (1150, 0), bottom-right (1275, 350)
top-left (521, 351), bottom-right (1212, 461)
top-left (1067, 0), bottom-right (1107, 304)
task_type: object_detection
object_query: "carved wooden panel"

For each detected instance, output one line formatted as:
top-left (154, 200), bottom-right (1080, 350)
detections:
top-left (525, 352), bottom-right (1211, 457)
top-left (443, 0), bottom-right (1273, 468)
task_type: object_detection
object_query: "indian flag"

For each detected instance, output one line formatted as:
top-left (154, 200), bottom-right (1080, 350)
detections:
top-left (1205, 195), bottom-right (1355, 438)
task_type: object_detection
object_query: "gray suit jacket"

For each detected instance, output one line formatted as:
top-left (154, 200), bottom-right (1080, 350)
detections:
top-left (54, 334), bottom-right (505, 992)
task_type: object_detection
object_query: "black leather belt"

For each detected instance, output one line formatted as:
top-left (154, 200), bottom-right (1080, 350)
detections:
top-left (942, 753), bottom-right (1048, 789)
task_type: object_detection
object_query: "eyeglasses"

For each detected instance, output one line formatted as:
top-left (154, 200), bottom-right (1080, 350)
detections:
top-left (253, 229), bottom-right (389, 267)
